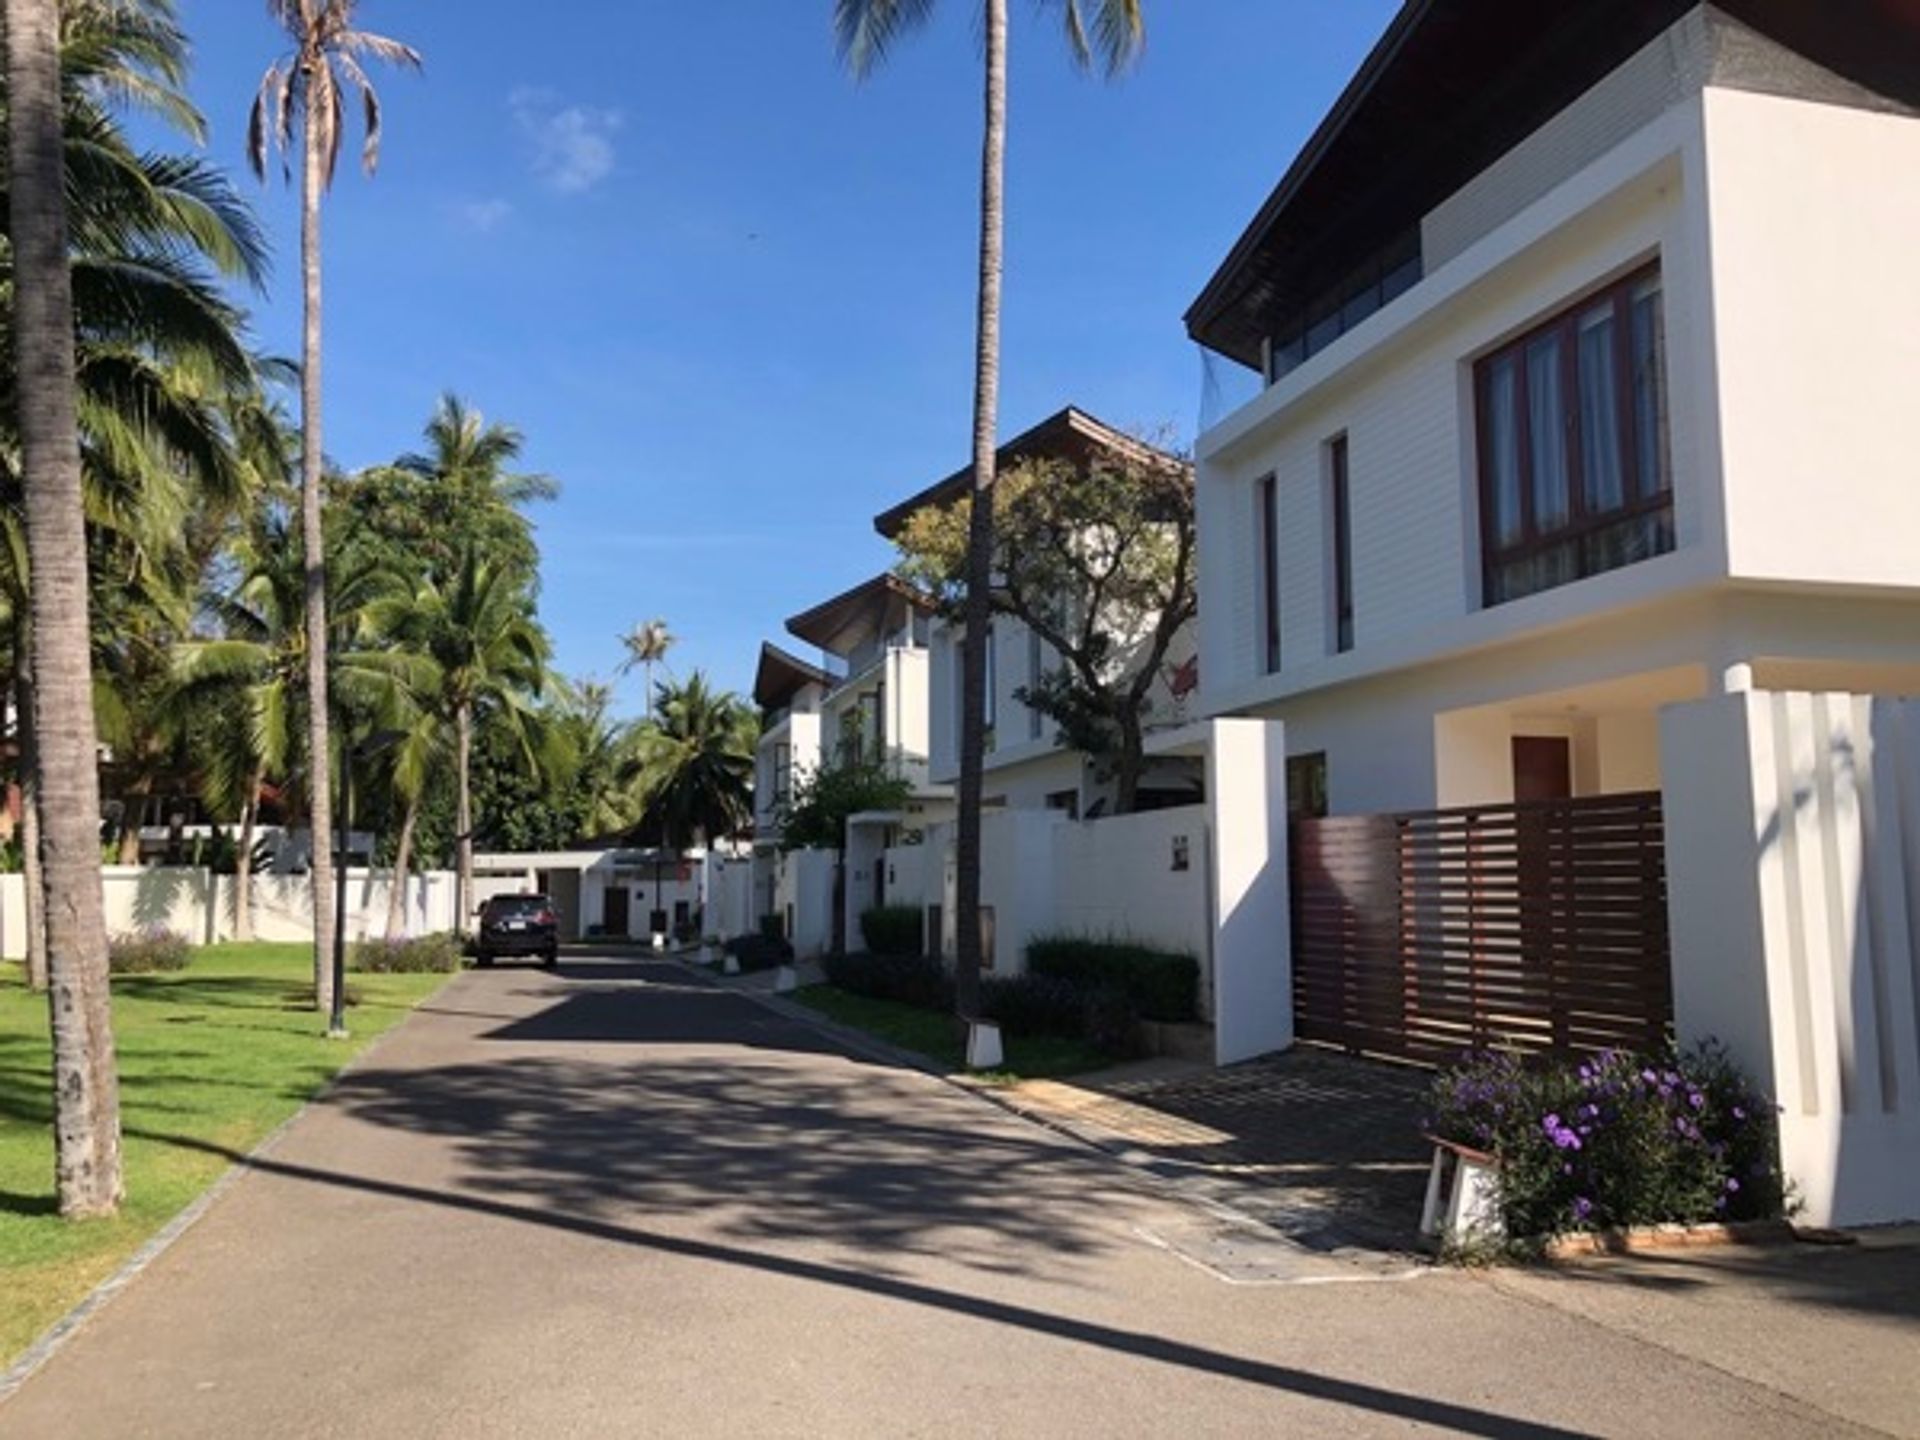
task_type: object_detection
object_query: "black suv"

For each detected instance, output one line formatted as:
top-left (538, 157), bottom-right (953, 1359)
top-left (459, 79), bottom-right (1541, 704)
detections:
top-left (476, 894), bottom-right (560, 968)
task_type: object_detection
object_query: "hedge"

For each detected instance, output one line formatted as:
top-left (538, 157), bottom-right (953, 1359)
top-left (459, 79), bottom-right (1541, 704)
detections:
top-left (1026, 936), bottom-right (1199, 1023)
top-left (107, 929), bottom-right (193, 975)
top-left (349, 932), bottom-right (464, 974)
top-left (859, 905), bottom-right (924, 958)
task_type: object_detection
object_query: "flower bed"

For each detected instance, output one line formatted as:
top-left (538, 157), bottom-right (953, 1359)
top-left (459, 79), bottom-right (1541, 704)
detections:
top-left (348, 932), bottom-right (464, 974)
top-left (1427, 1042), bottom-right (1785, 1244)
top-left (107, 928), bottom-right (193, 975)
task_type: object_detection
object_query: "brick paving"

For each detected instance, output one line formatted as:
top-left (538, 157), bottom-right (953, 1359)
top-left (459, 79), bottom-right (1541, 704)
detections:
top-left (1004, 1047), bottom-right (1435, 1256)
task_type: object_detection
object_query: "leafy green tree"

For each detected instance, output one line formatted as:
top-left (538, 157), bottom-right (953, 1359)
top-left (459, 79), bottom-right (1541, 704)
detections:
top-left (342, 392), bottom-right (555, 588)
top-left (250, 0), bottom-right (421, 1016)
top-left (835, 0), bottom-right (1146, 1019)
top-left (895, 444), bottom-right (1194, 812)
top-left (776, 758), bottom-right (911, 855)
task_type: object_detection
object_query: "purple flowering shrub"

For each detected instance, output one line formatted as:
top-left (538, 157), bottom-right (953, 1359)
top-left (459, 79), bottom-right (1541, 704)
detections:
top-left (107, 927), bottom-right (193, 975)
top-left (1428, 1042), bottom-right (1783, 1238)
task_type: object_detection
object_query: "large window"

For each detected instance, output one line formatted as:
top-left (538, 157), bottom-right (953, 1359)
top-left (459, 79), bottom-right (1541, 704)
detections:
top-left (1257, 474), bottom-right (1281, 674)
top-left (773, 743), bottom-right (792, 805)
top-left (1476, 264), bottom-right (1672, 606)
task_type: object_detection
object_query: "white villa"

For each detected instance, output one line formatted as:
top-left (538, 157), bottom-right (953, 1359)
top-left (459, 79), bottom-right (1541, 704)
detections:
top-left (749, 575), bottom-right (949, 957)
top-left (1181, 0), bottom-right (1920, 1227)
top-left (1187, 0), bottom-right (1920, 818)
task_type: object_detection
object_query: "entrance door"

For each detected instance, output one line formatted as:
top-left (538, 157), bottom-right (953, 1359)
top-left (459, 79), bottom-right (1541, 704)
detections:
top-left (602, 884), bottom-right (630, 938)
top-left (1512, 736), bottom-right (1572, 803)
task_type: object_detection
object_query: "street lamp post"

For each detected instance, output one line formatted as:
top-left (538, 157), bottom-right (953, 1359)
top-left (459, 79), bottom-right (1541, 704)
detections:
top-left (330, 727), bottom-right (408, 1039)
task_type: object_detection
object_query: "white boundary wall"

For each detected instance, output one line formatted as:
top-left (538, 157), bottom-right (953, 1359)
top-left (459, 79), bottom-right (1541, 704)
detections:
top-left (1663, 692), bottom-right (1920, 1228)
top-left (0, 867), bottom-right (459, 958)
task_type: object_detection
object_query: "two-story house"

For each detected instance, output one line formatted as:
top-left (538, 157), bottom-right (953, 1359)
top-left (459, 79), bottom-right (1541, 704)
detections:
top-left (748, 641), bottom-right (832, 927)
top-left (1184, 0), bottom-right (1920, 1224)
top-left (1189, 0), bottom-right (1920, 820)
top-left (752, 574), bottom-right (948, 955)
top-left (873, 406), bottom-right (1203, 821)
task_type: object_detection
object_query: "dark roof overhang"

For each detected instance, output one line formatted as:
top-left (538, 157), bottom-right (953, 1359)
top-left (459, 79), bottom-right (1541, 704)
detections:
top-left (784, 574), bottom-right (935, 659)
top-left (753, 641), bottom-right (834, 711)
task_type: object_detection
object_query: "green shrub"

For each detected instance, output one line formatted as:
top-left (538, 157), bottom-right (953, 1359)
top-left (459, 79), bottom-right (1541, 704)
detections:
top-left (823, 951), bottom-right (952, 1011)
top-left (1026, 936), bottom-right (1199, 1022)
top-left (348, 932), bottom-right (464, 974)
top-left (725, 932), bottom-right (794, 972)
top-left (859, 905), bottom-right (923, 957)
top-left (1428, 1042), bottom-right (1785, 1239)
top-left (107, 928), bottom-right (193, 975)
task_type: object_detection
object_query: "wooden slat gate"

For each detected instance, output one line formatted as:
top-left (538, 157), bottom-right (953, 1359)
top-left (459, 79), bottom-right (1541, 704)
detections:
top-left (1289, 792), bottom-right (1672, 1064)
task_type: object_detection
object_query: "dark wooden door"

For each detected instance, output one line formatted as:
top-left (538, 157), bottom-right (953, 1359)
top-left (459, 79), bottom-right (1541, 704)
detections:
top-left (1512, 736), bottom-right (1572, 803)
top-left (602, 885), bottom-right (630, 938)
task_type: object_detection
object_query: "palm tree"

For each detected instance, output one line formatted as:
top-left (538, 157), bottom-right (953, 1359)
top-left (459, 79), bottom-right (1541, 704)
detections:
top-left (249, 0), bottom-right (420, 1014)
top-left (4, 0), bottom-right (122, 1216)
top-left (0, 0), bottom-right (270, 992)
top-left (623, 672), bottom-right (756, 849)
top-left (376, 547), bottom-right (547, 930)
top-left (617, 618), bottom-right (674, 720)
top-left (174, 513), bottom-right (426, 941)
top-left (835, 0), bottom-right (1145, 1019)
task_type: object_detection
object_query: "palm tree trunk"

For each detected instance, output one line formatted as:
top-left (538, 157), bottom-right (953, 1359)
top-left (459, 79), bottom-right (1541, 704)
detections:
top-left (455, 703), bottom-right (473, 933)
top-left (385, 791), bottom-right (418, 941)
top-left (299, 69), bottom-right (337, 1016)
top-left (953, 0), bottom-right (1008, 1024)
top-left (232, 758), bottom-right (265, 942)
top-left (15, 655), bottom-right (48, 992)
top-left (7, 0), bottom-right (123, 1216)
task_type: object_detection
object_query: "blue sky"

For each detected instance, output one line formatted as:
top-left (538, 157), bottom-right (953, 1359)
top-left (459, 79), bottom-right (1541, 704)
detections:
top-left (173, 1), bottom-right (1398, 714)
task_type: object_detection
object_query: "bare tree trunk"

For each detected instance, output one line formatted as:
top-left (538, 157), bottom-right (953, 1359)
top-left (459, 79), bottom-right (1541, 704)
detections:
top-left (115, 783), bottom-right (144, 865)
top-left (299, 69), bottom-right (336, 1016)
top-left (384, 791), bottom-right (418, 940)
top-left (232, 759), bottom-right (265, 942)
top-left (953, 0), bottom-right (1007, 1025)
top-left (455, 703), bottom-right (473, 933)
top-left (7, 0), bottom-right (123, 1216)
top-left (15, 656), bottom-right (48, 992)
top-left (1114, 711), bottom-right (1144, 817)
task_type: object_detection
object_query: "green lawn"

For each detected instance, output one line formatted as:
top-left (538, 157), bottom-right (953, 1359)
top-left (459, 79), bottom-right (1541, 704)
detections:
top-left (791, 985), bottom-right (1111, 1085)
top-left (0, 943), bottom-right (454, 1366)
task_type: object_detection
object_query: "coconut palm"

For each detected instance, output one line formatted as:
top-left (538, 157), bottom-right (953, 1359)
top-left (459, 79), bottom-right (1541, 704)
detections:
top-left (375, 547), bottom-right (547, 930)
top-left (173, 512), bottom-right (428, 940)
top-left (249, 0), bottom-right (420, 1013)
top-left (4, 0), bottom-right (121, 1216)
top-left (617, 618), bottom-right (674, 721)
top-left (834, 0), bottom-right (1145, 1019)
top-left (623, 672), bottom-right (756, 849)
top-left (0, 0), bottom-right (270, 992)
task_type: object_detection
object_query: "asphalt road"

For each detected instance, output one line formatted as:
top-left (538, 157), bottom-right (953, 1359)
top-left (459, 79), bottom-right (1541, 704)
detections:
top-left (2, 955), bottom-right (1909, 1438)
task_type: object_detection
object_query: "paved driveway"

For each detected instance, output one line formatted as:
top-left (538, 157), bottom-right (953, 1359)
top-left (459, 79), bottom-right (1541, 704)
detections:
top-left (2, 956), bottom-right (1909, 1438)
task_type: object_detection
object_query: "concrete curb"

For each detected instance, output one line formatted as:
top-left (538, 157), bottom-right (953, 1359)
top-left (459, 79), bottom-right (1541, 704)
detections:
top-left (703, 966), bottom-right (1426, 1276)
top-left (0, 971), bottom-right (465, 1408)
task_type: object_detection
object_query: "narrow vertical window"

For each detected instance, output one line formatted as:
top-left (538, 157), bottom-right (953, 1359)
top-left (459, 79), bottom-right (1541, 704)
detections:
top-left (1258, 474), bottom-right (1281, 674)
top-left (983, 624), bottom-right (997, 735)
top-left (1329, 436), bottom-right (1354, 654)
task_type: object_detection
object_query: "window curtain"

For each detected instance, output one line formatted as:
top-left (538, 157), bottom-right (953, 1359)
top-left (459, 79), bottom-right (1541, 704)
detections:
top-left (1526, 333), bottom-right (1570, 530)
top-left (1485, 355), bottom-right (1523, 546)
top-left (1577, 303), bottom-right (1626, 512)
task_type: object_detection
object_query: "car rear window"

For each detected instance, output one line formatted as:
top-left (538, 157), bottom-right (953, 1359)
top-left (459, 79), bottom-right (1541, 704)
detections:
top-left (486, 896), bottom-right (552, 918)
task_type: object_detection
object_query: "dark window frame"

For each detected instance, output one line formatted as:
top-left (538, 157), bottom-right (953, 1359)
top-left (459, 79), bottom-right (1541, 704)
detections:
top-left (1328, 435), bottom-right (1354, 654)
top-left (1258, 474), bottom-right (1281, 674)
top-left (1474, 261), bottom-right (1672, 607)
top-left (1287, 752), bottom-right (1329, 819)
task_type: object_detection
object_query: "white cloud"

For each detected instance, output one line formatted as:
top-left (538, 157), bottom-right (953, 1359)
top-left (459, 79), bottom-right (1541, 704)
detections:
top-left (454, 197), bottom-right (513, 232)
top-left (510, 87), bottom-right (621, 194)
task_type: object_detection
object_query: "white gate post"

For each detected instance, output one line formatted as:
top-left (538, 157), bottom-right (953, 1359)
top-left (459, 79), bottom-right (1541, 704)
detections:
top-left (1208, 717), bottom-right (1292, 1065)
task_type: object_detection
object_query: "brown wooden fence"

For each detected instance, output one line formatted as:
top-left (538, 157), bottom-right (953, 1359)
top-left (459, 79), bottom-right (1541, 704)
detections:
top-left (1290, 791), bottom-right (1672, 1065)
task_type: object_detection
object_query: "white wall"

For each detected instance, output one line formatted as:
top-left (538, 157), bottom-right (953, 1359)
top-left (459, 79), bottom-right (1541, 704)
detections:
top-left (1704, 88), bottom-right (1920, 591)
top-left (776, 847), bottom-right (839, 960)
top-left (1051, 805), bottom-right (1212, 1015)
top-left (0, 867), bottom-right (459, 958)
top-left (1663, 691), bottom-right (1920, 1228)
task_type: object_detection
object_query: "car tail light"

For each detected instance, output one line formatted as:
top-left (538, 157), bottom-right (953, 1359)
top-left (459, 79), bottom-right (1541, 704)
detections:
top-left (536, 910), bottom-right (555, 925)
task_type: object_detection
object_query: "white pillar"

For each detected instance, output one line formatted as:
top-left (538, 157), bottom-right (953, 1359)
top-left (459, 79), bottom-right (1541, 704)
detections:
top-left (1662, 691), bottom-right (1920, 1228)
top-left (1207, 717), bottom-right (1293, 1065)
